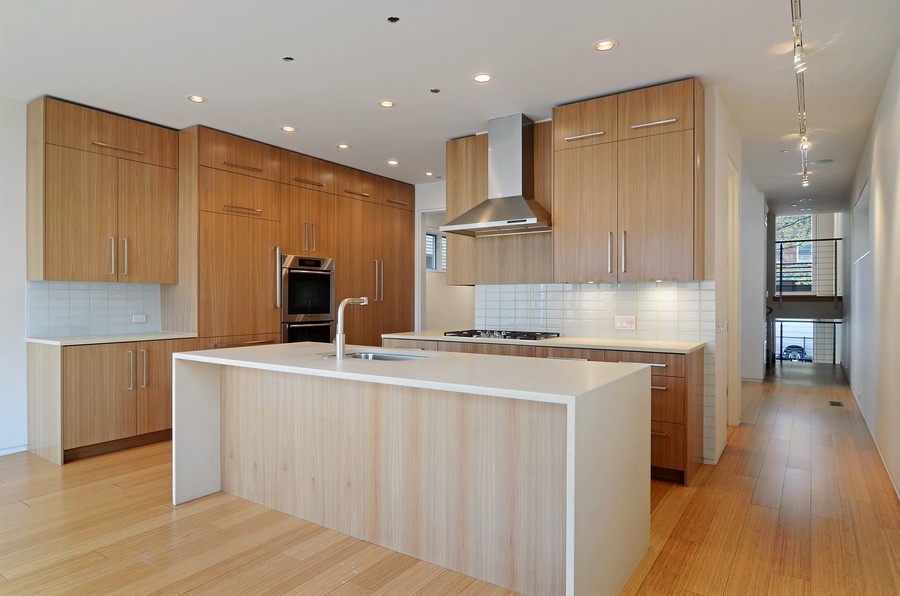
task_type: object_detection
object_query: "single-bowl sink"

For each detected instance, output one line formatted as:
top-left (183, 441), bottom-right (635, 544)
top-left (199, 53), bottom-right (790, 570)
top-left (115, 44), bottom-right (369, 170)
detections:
top-left (323, 351), bottom-right (430, 361)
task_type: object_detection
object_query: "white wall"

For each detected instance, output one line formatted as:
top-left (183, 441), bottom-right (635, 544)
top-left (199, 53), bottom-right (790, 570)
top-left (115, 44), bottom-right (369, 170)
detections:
top-left (740, 170), bottom-right (766, 381)
top-left (845, 45), bottom-right (900, 493)
top-left (0, 96), bottom-right (28, 455)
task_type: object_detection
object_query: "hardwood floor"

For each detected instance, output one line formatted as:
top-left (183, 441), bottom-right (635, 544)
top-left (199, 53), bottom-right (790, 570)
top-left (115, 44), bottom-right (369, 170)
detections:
top-left (623, 362), bottom-right (900, 595)
top-left (0, 362), bottom-right (897, 594)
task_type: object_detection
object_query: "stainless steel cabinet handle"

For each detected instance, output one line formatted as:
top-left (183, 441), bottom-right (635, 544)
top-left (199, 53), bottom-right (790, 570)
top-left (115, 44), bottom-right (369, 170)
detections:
top-left (546, 356), bottom-right (590, 361)
top-left (108, 236), bottom-right (116, 275)
top-left (91, 141), bottom-right (144, 156)
top-left (379, 260), bottom-right (385, 302)
top-left (621, 230), bottom-right (627, 273)
top-left (631, 117), bottom-right (677, 130)
top-left (223, 160), bottom-right (263, 173)
top-left (619, 361), bottom-right (667, 368)
top-left (651, 385), bottom-right (669, 391)
top-left (564, 131), bottom-right (606, 142)
top-left (223, 204), bottom-right (263, 215)
top-left (345, 189), bottom-right (371, 198)
top-left (140, 349), bottom-right (147, 389)
top-left (387, 198), bottom-right (409, 206)
top-left (608, 232), bottom-right (613, 274)
top-left (293, 177), bottom-right (325, 187)
top-left (122, 237), bottom-right (128, 276)
top-left (651, 430), bottom-right (669, 437)
top-left (212, 339), bottom-right (275, 348)
top-left (275, 246), bottom-right (282, 308)
top-left (374, 260), bottom-right (379, 301)
top-left (304, 222), bottom-right (309, 251)
top-left (128, 350), bottom-right (134, 390)
top-left (312, 223), bottom-right (317, 252)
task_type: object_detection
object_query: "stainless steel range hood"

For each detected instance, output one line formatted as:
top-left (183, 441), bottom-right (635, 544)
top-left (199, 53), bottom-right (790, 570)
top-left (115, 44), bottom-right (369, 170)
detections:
top-left (441, 114), bottom-right (551, 237)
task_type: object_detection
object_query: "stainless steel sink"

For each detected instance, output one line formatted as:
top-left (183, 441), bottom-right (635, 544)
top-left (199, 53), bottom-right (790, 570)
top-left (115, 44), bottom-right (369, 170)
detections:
top-left (323, 351), bottom-right (429, 361)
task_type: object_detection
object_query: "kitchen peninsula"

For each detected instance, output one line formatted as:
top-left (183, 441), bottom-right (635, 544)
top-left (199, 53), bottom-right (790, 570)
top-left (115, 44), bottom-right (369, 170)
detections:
top-left (172, 342), bottom-right (651, 596)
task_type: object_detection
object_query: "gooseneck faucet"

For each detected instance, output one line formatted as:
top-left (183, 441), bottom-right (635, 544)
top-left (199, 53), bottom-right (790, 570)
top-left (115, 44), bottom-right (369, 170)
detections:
top-left (335, 297), bottom-right (369, 359)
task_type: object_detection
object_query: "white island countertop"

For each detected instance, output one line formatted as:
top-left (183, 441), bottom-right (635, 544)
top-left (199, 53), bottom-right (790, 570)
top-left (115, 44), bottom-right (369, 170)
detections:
top-left (175, 341), bottom-right (647, 405)
top-left (383, 329), bottom-right (705, 354)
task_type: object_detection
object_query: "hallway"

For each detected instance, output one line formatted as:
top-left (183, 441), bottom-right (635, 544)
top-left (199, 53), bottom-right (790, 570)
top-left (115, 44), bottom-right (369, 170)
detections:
top-left (623, 362), bottom-right (900, 594)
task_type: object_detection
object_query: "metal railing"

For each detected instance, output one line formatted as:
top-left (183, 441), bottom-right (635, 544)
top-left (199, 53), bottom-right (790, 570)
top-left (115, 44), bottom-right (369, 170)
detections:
top-left (774, 318), bottom-right (842, 365)
top-left (775, 237), bottom-right (843, 303)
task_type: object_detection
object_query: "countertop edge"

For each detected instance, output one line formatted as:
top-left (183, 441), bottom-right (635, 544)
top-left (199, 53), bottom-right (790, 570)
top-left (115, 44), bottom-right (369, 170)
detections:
top-left (382, 331), bottom-right (706, 354)
top-left (26, 331), bottom-right (198, 346)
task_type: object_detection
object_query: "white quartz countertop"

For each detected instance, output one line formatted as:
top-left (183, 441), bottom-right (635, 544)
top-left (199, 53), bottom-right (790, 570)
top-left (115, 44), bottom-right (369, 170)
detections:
top-left (382, 330), bottom-right (705, 354)
top-left (26, 331), bottom-right (197, 346)
top-left (174, 341), bottom-right (647, 405)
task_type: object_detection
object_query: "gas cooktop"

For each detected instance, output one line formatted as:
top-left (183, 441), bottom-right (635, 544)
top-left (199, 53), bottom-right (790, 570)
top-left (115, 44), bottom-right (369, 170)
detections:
top-left (444, 330), bottom-right (560, 341)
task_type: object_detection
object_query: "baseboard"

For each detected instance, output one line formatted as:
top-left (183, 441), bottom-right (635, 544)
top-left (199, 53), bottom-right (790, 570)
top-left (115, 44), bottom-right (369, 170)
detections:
top-left (842, 379), bottom-right (900, 500)
top-left (0, 444), bottom-right (27, 457)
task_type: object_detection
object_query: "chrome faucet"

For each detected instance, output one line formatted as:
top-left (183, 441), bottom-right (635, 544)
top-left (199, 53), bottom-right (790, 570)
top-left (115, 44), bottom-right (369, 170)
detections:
top-left (335, 297), bottom-right (369, 359)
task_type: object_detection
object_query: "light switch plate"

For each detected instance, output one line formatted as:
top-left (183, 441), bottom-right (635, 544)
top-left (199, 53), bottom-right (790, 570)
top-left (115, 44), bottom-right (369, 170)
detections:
top-left (131, 314), bottom-right (147, 323)
top-left (615, 315), bottom-right (636, 330)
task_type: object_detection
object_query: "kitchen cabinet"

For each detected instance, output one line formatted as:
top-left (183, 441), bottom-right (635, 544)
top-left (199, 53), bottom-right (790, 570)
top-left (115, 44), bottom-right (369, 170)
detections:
top-left (279, 185), bottom-right (335, 257)
top-left (27, 97), bottom-right (178, 283)
top-left (27, 337), bottom-right (197, 464)
top-left (198, 166), bottom-right (280, 220)
top-left (552, 94), bottom-right (618, 150)
top-left (552, 78), bottom-right (704, 283)
top-left (444, 134), bottom-right (483, 285)
top-left (197, 127), bottom-right (282, 182)
top-left (374, 176), bottom-right (416, 211)
top-left (283, 150), bottom-right (336, 194)
top-left (334, 165), bottom-right (376, 202)
top-left (383, 337), bottom-right (704, 485)
top-left (197, 333), bottom-right (280, 350)
top-left (334, 198), bottom-right (413, 346)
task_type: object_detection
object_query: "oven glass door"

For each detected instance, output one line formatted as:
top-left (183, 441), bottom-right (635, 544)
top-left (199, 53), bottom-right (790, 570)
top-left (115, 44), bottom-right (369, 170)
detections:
top-left (282, 322), bottom-right (334, 344)
top-left (282, 269), bottom-right (334, 322)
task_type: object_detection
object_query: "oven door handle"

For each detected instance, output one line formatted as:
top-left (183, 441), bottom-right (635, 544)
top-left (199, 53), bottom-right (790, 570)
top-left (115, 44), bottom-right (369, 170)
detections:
top-left (286, 269), bottom-right (334, 275)
top-left (275, 246), bottom-right (282, 309)
top-left (284, 322), bottom-right (333, 328)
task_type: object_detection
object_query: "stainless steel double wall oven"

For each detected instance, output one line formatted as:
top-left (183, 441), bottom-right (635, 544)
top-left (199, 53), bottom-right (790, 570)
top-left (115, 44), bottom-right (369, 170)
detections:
top-left (279, 253), bottom-right (335, 343)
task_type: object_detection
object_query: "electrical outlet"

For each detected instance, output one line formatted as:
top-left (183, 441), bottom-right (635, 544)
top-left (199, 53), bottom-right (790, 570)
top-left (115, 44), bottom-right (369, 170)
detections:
top-left (615, 315), bottom-right (636, 330)
top-left (131, 314), bottom-right (147, 323)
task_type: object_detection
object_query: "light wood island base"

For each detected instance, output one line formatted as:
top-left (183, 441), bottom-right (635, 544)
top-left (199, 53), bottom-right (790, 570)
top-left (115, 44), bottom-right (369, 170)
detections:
top-left (173, 343), bottom-right (651, 595)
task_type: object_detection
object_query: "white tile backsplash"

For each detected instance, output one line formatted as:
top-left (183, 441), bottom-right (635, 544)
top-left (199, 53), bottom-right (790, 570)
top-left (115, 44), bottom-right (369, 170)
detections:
top-left (26, 281), bottom-right (162, 338)
top-left (475, 280), bottom-right (718, 461)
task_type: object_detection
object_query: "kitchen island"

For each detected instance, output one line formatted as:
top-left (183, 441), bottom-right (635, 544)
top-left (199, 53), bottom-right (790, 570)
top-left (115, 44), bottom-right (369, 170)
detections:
top-left (173, 342), bottom-right (650, 596)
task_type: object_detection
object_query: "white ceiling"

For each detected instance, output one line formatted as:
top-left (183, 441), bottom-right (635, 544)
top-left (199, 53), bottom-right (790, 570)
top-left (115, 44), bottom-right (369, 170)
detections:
top-left (2, 0), bottom-right (898, 215)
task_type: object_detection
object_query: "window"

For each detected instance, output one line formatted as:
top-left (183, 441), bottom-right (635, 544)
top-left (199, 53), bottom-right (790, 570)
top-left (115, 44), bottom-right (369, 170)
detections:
top-left (425, 232), bottom-right (447, 272)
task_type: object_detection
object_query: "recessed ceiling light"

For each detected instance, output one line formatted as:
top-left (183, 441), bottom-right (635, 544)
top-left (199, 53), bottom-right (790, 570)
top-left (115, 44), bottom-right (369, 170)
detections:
top-left (282, 56), bottom-right (294, 62)
top-left (337, 144), bottom-right (351, 150)
top-left (473, 73), bottom-right (493, 84)
top-left (800, 198), bottom-right (812, 202)
top-left (425, 172), bottom-right (434, 177)
top-left (430, 88), bottom-right (441, 94)
top-left (780, 149), bottom-right (790, 154)
top-left (378, 100), bottom-right (396, 108)
top-left (594, 39), bottom-right (618, 52)
top-left (280, 126), bottom-right (296, 133)
top-left (187, 95), bottom-right (207, 103)
top-left (792, 204), bottom-right (799, 207)
top-left (387, 159), bottom-right (399, 166)
top-left (387, 16), bottom-right (400, 23)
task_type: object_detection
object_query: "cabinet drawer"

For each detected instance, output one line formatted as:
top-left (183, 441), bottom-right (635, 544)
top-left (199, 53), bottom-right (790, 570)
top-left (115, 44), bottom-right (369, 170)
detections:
top-left (651, 376), bottom-right (685, 424)
top-left (552, 95), bottom-right (618, 150)
top-left (618, 79), bottom-right (694, 140)
top-left (606, 350), bottom-right (684, 377)
top-left (651, 421), bottom-right (685, 471)
top-left (540, 347), bottom-right (605, 362)
top-left (44, 98), bottom-right (178, 169)
top-left (375, 176), bottom-right (415, 210)
top-left (334, 166), bottom-right (376, 202)
top-left (198, 167), bottom-right (281, 221)
top-left (197, 127), bottom-right (282, 182)
top-left (197, 333), bottom-right (280, 350)
top-left (283, 150), bottom-right (336, 193)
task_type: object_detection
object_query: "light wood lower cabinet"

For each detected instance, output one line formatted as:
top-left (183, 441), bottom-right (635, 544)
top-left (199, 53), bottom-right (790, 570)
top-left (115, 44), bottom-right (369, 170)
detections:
top-left (28, 338), bottom-right (197, 464)
top-left (382, 337), bottom-right (704, 485)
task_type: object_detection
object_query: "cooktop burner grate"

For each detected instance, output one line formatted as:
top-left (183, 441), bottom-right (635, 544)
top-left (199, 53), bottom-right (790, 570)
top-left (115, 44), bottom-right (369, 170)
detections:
top-left (443, 329), bottom-right (560, 341)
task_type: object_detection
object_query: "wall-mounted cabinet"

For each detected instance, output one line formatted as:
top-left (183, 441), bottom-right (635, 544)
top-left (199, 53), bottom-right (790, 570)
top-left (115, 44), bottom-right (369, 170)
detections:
top-left (27, 97), bottom-right (178, 283)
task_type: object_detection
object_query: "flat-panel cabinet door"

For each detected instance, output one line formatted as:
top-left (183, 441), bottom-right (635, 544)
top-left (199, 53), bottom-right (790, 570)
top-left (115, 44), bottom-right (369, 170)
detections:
top-left (136, 338), bottom-right (197, 435)
top-left (199, 212), bottom-right (280, 338)
top-left (43, 145), bottom-right (118, 282)
top-left (334, 197), bottom-right (379, 346)
top-left (618, 79), bottom-right (694, 140)
top-left (618, 130), bottom-right (694, 282)
top-left (62, 343), bottom-right (136, 449)
top-left (553, 144), bottom-right (617, 283)
top-left (378, 206), bottom-right (414, 337)
top-left (117, 161), bottom-right (178, 284)
top-left (445, 134), bottom-right (486, 285)
top-left (280, 186), bottom-right (335, 257)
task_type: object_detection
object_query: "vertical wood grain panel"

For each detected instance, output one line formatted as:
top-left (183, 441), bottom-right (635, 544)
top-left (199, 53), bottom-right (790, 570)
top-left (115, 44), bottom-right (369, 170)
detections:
top-left (618, 79), bottom-right (694, 140)
top-left (26, 342), bottom-right (63, 464)
top-left (444, 135), bottom-right (485, 285)
top-left (219, 369), bottom-right (566, 595)
top-left (26, 98), bottom-right (45, 280)
top-left (136, 338), bottom-right (197, 435)
top-left (693, 78), bottom-right (706, 279)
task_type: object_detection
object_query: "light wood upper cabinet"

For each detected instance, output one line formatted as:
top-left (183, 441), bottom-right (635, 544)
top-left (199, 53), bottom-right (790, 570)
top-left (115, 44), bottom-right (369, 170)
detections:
top-left (197, 166), bottom-right (280, 221)
top-left (552, 95), bottom-right (618, 150)
top-left (444, 134), bottom-right (486, 286)
top-left (117, 160), bottom-right (178, 283)
top-left (197, 127), bottom-right (282, 182)
top-left (375, 176), bottom-right (415, 211)
top-left (279, 185), bottom-right (335, 257)
top-left (43, 97), bottom-right (177, 168)
top-left (552, 143), bottom-right (617, 283)
top-left (334, 166), bottom-right (376, 202)
top-left (283, 150), bottom-right (336, 193)
top-left (618, 130), bottom-right (695, 282)
top-left (198, 211), bottom-right (280, 338)
top-left (28, 97), bottom-right (178, 283)
top-left (618, 79), bottom-right (694, 140)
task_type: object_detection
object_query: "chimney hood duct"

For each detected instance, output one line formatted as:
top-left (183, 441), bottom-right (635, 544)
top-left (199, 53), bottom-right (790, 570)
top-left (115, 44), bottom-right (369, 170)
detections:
top-left (441, 114), bottom-right (551, 237)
